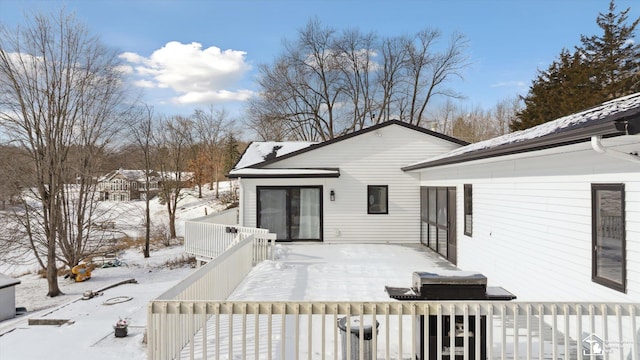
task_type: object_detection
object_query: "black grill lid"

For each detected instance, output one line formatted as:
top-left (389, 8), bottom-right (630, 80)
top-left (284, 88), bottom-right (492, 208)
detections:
top-left (413, 271), bottom-right (487, 288)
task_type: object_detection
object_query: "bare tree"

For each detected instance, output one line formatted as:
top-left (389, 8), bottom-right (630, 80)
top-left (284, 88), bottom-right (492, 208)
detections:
top-left (0, 10), bottom-right (130, 296)
top-left (128, 104), bottom-right (156, 258)
top-left (247, 19), bottom-right (470, 140)
top-left (401, 30), bottom-right (469, 126)
top-left (333, 28), bottom-right (377, 131)
top-left (374, 35), bottom-right (407, 124)
top-left (493, 96), bottom-right (522, 136)
top-left (430, 97), bottom-right (520, 143)
top-left (156, 116), bottom-right (193, 239)
top-left (191, 106), bottom-right (229, 198)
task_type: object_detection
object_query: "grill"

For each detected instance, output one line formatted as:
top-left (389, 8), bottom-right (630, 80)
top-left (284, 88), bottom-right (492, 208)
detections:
top-left (385, 270), bottom-right (515, 360)
top-left (385, 270), bottom-right (515, 301)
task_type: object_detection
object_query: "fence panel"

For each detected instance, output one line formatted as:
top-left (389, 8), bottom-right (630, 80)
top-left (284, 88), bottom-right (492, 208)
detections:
top-left (148, 300), bottom-right (640, 360)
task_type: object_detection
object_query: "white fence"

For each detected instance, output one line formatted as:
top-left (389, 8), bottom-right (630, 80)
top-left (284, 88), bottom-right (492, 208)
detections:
top-left (188, 208), bottom-right (239, 225)
top-left (149, 299), bottom-right (639, 360)
top-left (149, 233), bottom-right (275, 359)
top-left (152, 219), bottom-right (639, 360)
top-left (184, 214), bottom-right (272, 263)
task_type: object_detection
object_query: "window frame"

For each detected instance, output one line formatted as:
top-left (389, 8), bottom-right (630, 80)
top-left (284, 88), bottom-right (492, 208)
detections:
top-left (256, 186), bottom-right (323, 241)
top-left (591, 183), bottom-right (626, 293)
top-left (367, 185), bottom-right (389, 215)
top-left (464, 184), bottom-right (473, 237)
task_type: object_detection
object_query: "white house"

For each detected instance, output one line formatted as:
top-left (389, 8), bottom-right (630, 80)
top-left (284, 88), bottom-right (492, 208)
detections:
top-left (0, 273), bottom-right (20, 321)
top-left (97, 169), bottom-right (160, 201)
top-left (228, 120), bottom-right (467, 243)
top-left (403, 93), bottom-right (640, 302)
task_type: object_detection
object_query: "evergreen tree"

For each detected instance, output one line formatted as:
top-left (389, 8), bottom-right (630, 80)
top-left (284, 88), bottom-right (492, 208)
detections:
top-left (512, 0), bottom-right (640, 131)
top-left (512, 50), bottom-right (598, 130)
top-left (581, 0), bottom-right (640, 99)
top-left (223, 133), bottom-right (241, 175)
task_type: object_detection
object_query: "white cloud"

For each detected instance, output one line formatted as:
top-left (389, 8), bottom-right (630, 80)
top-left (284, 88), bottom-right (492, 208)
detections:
top-left (133, 79), bottom-right (156, 88)
top-left (491, 80), bottom-right (527, 89)
top-left (115, 65), bottom-right (134, 74)
top-left (119, 41), bottom-right (253, 104)
top-left (174, 89), bottom-right (254, 104)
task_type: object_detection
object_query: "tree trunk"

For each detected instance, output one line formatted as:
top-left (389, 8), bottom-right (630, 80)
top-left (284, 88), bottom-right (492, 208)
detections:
top-left (46, 236), bottom-right (62, 297)
top-left (144, 194), bottom-right (150, 258)
top-left (167, 201), bottom-right (177, 239)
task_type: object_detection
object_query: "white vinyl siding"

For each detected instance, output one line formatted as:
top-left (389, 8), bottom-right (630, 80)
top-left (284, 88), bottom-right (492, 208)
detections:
top-left (239, 125), bottom-right (461, 244)
top-left (415, 140), bottom-right (640, 302)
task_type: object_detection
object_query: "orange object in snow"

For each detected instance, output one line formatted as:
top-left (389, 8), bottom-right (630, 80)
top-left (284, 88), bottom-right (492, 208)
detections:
top-left (71, 263), bottom-right (92, 282)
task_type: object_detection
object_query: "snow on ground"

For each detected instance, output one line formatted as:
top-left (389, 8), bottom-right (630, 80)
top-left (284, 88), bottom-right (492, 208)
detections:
top-left (0, 183), bottom-right (233, 360)
top-left (0, 242), bottom-right (456, 360)
top-left (0, 245), bottom-right (193, 360)
top-left (0, 181), bottom-right (463, 360)
top-left (0, 183), bottom-right (230, 278)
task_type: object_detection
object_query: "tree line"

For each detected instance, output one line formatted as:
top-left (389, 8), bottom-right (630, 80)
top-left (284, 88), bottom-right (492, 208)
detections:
top-left (247, 1), bottom-right (640, 141)
top-left (513, 1), bottom-right (640, 130)
top-left (246, 18), bottom-right (471, 141)
top-left (0, 11), bottom-right (241, 297)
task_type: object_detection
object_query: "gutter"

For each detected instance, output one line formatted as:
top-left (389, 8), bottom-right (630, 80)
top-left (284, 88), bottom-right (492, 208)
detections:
top-left (590, 136), bottom-right (640, 164)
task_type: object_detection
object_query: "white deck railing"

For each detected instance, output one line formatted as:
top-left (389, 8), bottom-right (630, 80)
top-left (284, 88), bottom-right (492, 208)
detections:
top-left (149, 233), bottom-right (275, 359)
top-left (184, 210), bottom-right (272, 263)
top-left (189, 208), bottom-right (239, 225)
top-left (152, 220), bottom-right (639, 360)
top-left (149, 299), bottom-right (639, 360)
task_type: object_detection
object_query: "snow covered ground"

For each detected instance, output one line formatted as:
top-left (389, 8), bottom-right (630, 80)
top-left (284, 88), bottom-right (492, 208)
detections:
top-left (0, 182), bottom-right (462, 360)
top-left (0, 245), bottom-right (193, 360)
top-left (0, 242), bottom-right (455, 360)
top-left (0, 184), bottom-right (231, 359)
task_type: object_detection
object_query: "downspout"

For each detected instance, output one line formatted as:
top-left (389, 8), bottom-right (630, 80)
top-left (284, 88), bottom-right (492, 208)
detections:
top-left (590, 136), bottom-right (640, 164)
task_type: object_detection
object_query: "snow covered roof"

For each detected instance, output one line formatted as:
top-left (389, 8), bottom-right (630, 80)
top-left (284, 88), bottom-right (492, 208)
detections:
top-left (230, 121), bottom-right (467, 177)
top-left (403, 92), bottom-right (640, 171)
top-left (0, 273), bottom-right (20, 290)
top-left (98, 169), bottom-right (155, 182)
top-left (233, 141), bottom-right (317, 169)
top-left (228, 168), bottom-right (340, 178)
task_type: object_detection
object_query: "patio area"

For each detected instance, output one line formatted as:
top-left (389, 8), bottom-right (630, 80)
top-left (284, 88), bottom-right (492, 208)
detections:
top-left (227, 243), bottom-right (459, 302)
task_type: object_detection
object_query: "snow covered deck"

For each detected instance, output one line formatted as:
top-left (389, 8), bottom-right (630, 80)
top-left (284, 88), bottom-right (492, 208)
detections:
top-left (228, 243), bottom-right (459, 302)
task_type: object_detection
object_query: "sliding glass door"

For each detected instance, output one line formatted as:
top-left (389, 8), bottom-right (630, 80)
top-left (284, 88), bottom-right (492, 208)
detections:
top-left (257, 186), bottom-right (322, 241)
top-left (420, 186), bottom-right (457, 265)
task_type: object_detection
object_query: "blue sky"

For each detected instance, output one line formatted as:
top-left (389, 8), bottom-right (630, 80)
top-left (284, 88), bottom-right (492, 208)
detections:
top-left (2, 0), bottom-right (640, 122)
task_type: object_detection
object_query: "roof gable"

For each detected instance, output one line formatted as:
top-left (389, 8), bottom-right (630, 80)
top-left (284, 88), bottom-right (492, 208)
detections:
top-left (233, 120), bottom-right (467, 171)
top-left (403, 92), bottom-right (640, 171)
top-left (234, 141), bottom-right (317, 169)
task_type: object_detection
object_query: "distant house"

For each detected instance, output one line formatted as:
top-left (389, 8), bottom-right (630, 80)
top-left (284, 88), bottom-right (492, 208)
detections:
top-left (158, 171), bottom-right (196, 189)
top-left (403, 92), bottom-right (640, 302)
top-left (97, 169), bottom-right (160, 201)
top-left (228, 120), bottom-right (467, 243)
top-left (0, 273), bottom-right (20, 321)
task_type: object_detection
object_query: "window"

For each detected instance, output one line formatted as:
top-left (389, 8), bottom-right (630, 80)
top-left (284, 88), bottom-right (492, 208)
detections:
top-left (367, 185), bottom-right (388, 214)
top-left (592, 184), bottom-right (626, 293)
top-left (464, 184), bottom-right (472, 236)
top-left (257, 186), bottom-right (322, 241)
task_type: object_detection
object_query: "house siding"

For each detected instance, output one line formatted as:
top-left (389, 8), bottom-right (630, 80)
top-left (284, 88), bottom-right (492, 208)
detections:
top-left (239, 125), bottom-right (461, 244)
top-left (416, 139), bottom-right (640, 302)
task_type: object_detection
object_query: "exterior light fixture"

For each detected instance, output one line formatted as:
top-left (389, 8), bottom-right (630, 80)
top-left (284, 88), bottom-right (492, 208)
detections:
top-left (330, 190), bottom-right (335, 201)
